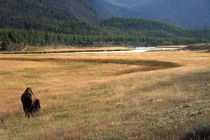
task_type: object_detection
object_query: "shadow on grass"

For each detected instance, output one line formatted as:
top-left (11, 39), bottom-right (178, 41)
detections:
top-left (0, 57), bottom-right (181, 75)
top-left (180, 125), bottom-right (210, 140)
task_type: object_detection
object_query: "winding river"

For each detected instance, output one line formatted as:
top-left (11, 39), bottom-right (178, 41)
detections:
top-left (0, 47), bottom-right (178, 54)
top-left (76, 47), bottom-right (177, 53)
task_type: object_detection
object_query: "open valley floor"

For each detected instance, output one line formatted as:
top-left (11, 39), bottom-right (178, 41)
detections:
top-left (0, 50), bottom-right (210, 139)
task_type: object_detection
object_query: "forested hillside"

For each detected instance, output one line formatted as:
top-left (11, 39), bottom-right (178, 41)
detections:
top-left (85, 0), bottom-right (113, 18)
top-left (1, 17), bottom-right (210, 51)
top-left (0, 0), bottom-right (98, 23)
top-left (0, 0), bottom-right (210, 50)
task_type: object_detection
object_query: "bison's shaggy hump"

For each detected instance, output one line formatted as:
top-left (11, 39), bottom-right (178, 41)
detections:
top-left (21, 87), bottom-right (40, 118)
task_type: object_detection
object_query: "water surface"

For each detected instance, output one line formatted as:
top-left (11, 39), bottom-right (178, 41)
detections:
top-left (76, 47), bottom-right (177, 53)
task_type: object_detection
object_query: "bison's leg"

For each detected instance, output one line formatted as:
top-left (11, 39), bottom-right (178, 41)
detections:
top-left (29, 105), bottom-right (35, 117)
top-left (24, 109), bottom-right (30, 118)
top-left (25, 112), bottom-right (28, 117)
top-left (23, 106), bottom-right (26, 117)
top-left (31, 112), bottom-right (34, 117)
top-left (23, 105), bottom-right (28, 117)
top-left (26, 108), bottom-right (31, 118)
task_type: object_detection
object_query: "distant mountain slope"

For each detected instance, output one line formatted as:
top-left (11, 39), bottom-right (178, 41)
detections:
top-left (91, 0), bottom-right (210, 28)
top-left (40, 0), bottom-right (99, 22)
top-left (0, 0), bottom-right (99, 23)
top-left (85, 0), bottom-right (113, 18)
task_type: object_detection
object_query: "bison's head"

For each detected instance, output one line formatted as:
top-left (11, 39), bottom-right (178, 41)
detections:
top-left (25, 87), bottom-right (33, 94)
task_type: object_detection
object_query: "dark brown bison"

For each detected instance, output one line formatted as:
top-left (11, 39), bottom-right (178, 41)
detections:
top-left (21, 87), bottom-right (41, 118)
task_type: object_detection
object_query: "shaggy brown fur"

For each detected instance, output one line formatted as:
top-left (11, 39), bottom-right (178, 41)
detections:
top-left (21, 87), bottom-right (41, 118)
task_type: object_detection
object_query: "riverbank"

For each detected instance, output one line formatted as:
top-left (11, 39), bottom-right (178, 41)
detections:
top-left (0, 46), bottom-right (179, 54)
top-left (183, 43), bottom-right (210, 50)
top-left (157, 45), bottom-right (187, 48)
top-left (0, 46), bottom-right (135, 54)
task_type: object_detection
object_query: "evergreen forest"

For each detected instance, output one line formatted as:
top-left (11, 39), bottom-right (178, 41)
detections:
top-left (0, 16), bottom-right (210, 50)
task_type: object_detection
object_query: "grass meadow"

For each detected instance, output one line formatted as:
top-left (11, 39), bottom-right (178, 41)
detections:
top-left (0, 50), bottom-right (210, 139)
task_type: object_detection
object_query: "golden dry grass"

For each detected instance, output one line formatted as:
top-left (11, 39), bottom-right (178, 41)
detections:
top-left (0, 50), bottom-right (210, 139)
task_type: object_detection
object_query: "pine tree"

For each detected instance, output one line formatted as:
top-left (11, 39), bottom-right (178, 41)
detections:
top-left (1, 41), bottom-right (9, 51)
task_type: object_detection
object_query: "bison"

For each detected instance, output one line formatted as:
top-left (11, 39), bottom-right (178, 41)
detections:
top-left (21, 87), bottom-right (41, 118)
